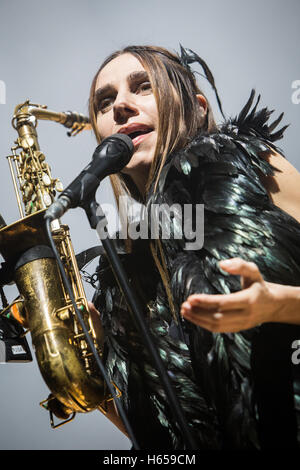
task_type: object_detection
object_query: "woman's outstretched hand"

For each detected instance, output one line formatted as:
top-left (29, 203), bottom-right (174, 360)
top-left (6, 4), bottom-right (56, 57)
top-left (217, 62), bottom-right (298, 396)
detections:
top-left (180, 257), bottom-right (300, 332)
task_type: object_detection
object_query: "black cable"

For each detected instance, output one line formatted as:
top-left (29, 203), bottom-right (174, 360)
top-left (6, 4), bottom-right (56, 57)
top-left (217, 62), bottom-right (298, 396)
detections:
top-left (45, 217), bottom-right (140, 450)
top-left (85, 200), bottom-right (197, 450)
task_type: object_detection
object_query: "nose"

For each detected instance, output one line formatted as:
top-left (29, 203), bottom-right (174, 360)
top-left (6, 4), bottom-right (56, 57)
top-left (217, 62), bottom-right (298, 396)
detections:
top-left (113, 90), bottom-right (139, 124)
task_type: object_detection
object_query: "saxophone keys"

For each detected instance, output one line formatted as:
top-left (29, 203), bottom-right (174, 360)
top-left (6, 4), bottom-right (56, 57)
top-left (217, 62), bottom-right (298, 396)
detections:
top-left (42, 191), bottom-right (52, 207)
top-left (55, 179), bottom-right (63, 192)
top-left (42, 172), bottom-right (51, 186)
top-left (55, 308), bottom-right (71, 322)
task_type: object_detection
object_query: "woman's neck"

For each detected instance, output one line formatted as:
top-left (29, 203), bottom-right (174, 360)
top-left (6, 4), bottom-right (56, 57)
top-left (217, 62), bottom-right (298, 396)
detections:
top-left (122, 166), bottom-right (150, 199)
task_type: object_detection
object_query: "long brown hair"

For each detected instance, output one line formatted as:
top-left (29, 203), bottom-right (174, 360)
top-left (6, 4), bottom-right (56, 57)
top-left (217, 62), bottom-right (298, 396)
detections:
top-left (89, 45), bottom-right (217, 199)
top-left (89, 45), bottom-right (217, 318)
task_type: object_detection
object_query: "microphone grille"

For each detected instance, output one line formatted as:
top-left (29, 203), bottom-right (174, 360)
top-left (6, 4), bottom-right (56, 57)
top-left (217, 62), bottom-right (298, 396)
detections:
top-left (109, 133), bottom-right (134, 153)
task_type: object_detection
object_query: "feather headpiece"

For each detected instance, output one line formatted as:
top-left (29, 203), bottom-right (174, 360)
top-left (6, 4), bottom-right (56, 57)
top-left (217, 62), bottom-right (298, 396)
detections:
top-left (178, 44), bottom-right (225, 119)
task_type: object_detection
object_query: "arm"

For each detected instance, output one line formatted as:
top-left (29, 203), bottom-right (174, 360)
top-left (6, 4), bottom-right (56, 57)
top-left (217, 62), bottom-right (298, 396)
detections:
top-left (259, 148), bottom-right (300, 224)
top-left (181, 257), bottom-right (300, 332)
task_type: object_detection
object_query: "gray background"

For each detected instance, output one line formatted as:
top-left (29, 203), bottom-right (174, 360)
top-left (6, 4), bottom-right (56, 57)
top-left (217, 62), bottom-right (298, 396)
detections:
top-left (0, 0), bottom-right (299, 450)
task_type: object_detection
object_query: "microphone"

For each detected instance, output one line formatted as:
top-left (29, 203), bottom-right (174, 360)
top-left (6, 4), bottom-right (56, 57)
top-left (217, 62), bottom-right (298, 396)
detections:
top-left (45, 133), bottom-right (133, 221)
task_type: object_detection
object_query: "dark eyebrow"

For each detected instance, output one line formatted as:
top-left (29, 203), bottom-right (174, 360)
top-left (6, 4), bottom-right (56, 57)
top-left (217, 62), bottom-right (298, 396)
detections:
top-left (127, 70), bottom-right (149, 82)
top-left (94, 83), bottom-right (115, 103)
top-left (94, 71), bottom-right (150, 102)
top-left (94, 70), bottom-right (149, 109)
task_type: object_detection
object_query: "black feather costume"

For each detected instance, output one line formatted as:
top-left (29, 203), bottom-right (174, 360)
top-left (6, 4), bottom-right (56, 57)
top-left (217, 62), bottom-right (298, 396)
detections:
top-left (92, 91), bottom-right (300, 450)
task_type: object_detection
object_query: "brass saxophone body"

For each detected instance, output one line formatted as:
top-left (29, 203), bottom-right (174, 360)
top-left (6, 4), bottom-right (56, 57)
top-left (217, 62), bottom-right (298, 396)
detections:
top-left (0, 101), bottom-right (110, 427)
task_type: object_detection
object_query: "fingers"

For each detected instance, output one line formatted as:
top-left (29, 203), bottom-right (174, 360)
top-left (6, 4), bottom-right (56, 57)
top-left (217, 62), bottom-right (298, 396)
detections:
top-left (179, 258), bottom-right (266, 333)
top-left (184, 289), bottom-right (251, 312)
top-left (182, 258), bottom-right (264, 313)
top-left (181, 307), bottom-right (248, 333)
top-left (180, 295), bottom-right (247, 332)
top-left (219, 257), bottom-right (263, 289)
top-left (88, 301), bottom-right (100, 316)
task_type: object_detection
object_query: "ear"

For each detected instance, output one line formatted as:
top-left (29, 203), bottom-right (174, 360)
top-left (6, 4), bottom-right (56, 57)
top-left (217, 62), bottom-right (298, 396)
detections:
top-left (196, 94), bottom-right (208, 117)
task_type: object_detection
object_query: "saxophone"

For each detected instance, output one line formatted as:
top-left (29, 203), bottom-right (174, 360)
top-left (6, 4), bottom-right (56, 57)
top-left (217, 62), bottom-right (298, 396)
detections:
top-left (0, 100), bottom-right (114, 428)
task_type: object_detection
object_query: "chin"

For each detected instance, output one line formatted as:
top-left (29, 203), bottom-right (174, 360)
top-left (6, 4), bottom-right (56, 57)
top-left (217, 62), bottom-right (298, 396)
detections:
top-left (126, 147), bottom-right (154, 170)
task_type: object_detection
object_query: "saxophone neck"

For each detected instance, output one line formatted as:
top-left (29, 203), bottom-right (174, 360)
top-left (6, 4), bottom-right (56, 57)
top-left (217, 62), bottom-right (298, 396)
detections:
top-left (12, 100), bottom-right (91, 144)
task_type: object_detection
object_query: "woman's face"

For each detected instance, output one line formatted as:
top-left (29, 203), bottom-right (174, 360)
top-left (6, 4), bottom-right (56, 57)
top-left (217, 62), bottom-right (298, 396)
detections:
top-left (94, 53), bottom-right (158, 186)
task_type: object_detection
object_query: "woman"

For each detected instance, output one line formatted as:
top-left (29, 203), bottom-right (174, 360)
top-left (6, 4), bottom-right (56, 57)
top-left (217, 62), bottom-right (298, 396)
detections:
top-left (88, 45), bottom-right (300, 449)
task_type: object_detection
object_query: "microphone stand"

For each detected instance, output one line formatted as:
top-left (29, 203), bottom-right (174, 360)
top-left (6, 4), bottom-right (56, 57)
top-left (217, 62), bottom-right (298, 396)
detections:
top-left (82, 197), bottom-right (197, 450)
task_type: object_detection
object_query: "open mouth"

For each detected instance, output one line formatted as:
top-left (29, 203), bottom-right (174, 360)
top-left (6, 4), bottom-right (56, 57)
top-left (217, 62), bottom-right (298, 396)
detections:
top-left (127, 128), bottom-right (153, 140)
top-left (118, 124), bottom-right (154, 148)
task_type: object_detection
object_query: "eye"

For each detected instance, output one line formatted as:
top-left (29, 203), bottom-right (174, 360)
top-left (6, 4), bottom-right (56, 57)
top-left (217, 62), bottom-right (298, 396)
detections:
top-left (136, 81), bottom-right (152, 94)
top-left (97, 96), bottom-right (114, 114)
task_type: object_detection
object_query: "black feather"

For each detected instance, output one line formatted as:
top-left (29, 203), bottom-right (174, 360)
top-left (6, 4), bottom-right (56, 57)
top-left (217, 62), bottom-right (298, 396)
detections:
top-left (93, 91), bottom-right (300, 449)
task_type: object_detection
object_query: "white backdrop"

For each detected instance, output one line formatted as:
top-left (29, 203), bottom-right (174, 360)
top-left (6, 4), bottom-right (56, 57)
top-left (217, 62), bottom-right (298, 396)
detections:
top-left (0, 0), bottom-right (299, 450)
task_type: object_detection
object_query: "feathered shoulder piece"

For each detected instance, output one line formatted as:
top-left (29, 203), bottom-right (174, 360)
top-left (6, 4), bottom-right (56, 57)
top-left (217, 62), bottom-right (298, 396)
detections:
top-left (223, 89), bottom-right (289, 149)
top-left (154, 90), bottom-right (289, 196)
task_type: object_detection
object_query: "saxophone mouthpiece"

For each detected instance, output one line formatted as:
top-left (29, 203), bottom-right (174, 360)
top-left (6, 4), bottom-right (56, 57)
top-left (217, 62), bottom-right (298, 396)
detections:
top-left (63, 111), bottom-right (91, 136)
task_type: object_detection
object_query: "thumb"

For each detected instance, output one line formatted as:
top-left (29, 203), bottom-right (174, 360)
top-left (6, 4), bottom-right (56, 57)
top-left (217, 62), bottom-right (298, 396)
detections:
top-left (219, 258), bottom-right (263, 289)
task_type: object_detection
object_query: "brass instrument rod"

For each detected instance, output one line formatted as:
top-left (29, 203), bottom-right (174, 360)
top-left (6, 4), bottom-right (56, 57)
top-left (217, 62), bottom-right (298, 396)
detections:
top-left (28, 107), bottom-right (91, 131)
top-left (7, 154), bottom-right (24, 218)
